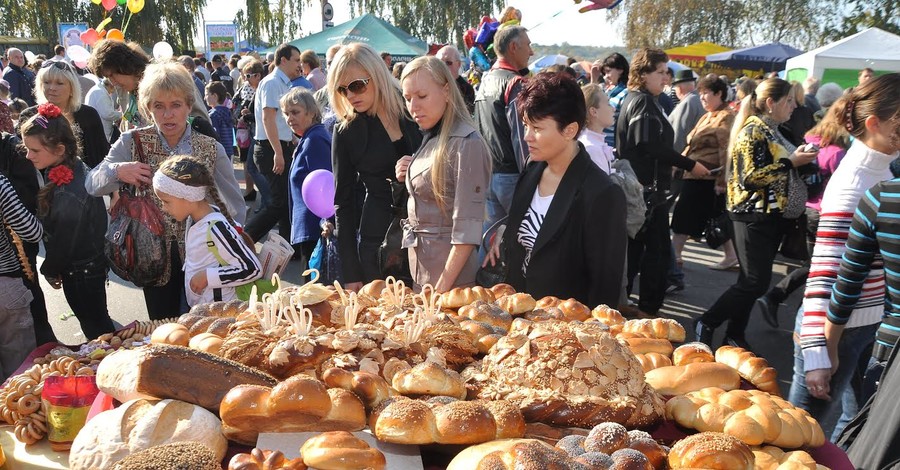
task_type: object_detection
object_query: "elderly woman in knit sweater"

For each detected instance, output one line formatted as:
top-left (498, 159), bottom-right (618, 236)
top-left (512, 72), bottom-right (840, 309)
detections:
top-left (791, 73), bottom-right (900, 441)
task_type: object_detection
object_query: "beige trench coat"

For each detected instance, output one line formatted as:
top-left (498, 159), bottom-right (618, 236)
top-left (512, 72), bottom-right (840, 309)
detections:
top-left (402, 120), bottom-right (491, 288)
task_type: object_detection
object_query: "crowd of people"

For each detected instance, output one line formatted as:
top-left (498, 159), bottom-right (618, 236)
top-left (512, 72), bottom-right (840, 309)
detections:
top-left (0, 23), bottom-right (899, 453)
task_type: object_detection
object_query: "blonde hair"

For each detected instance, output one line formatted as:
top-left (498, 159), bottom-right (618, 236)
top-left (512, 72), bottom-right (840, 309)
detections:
top-left (790, 81), bottom-right (805, 107)
top-left (400, 56), bottom-right (480, 214)
top-left (581, 83), bottom-right (608, 117)
top-left (35, 62), bottom-right (82, 112)
top-left (327, 42), bottom-right (405, 125)
top-left (730, 77), bottom-right (793, 145)
top-left (138, 62), bottom-right (196, 122)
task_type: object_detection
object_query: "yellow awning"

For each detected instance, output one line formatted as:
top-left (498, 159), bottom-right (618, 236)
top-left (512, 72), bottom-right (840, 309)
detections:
top-left (665, 42), bottom-right (732, 65)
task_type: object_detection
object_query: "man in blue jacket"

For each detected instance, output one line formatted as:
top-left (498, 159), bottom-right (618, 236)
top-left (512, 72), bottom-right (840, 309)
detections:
top-left (2, 49), bottom-right (36, 107)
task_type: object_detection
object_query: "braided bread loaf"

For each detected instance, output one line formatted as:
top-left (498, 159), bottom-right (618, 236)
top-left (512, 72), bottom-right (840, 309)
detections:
top-left (391, 360), bottom-right (466, 400)
top-left (489, 283), bottom-right (517, 298)
top-left (715, 345), bottom-right (780, 396)
top-left (591, 304), bottom-right (625, 327)
top-left (228, 448), bottom-right (307, 470)
top-left (300, 431), bottom-right (385, 470)
top-left (622, 318), bottom-right (686, 342)
top-left (371, 396), bottom-right (525, 445)
top-left (666, 387), bottom-right (825, 448)
top-left (495, 293), bottom-right (536, 315)
top-left (534, 297), bottom-right (591, 322)
top-left (456, 300), bottom-right (513, 331)
top-left (458, 319), bottom-right (505, 354)
top-left (667, 432), bottom-right (754, 470)
top-left (441, 286), bottom-right (495, 309)
top-left (635, 352), bottom-right (673, 372)
top-left (321, 367), bottom-right (393, 409)
top-left (752, 445), bottom-right (819, 470)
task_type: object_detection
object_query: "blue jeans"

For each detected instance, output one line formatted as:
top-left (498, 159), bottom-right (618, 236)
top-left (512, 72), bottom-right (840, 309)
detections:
top-left (484, 173), bottom-right (519, 234)
top-left (788, 308), bottom-right (877, 441)
top-left (245, 141), bottom-right (271, 209)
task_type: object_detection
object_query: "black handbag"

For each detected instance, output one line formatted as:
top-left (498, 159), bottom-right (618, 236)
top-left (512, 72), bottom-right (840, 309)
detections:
top-left (378, 180), bottom-right (413, 284)
top-left (780, 212), bottom-right (810, 260)
top-left (704, 212), bottom-right (733, 249)
top-left (475, 217), bottom-right (508, 288)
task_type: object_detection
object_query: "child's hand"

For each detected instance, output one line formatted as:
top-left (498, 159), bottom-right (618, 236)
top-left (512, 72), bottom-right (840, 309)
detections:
top-left (190, 271), bottom-right (209, 294)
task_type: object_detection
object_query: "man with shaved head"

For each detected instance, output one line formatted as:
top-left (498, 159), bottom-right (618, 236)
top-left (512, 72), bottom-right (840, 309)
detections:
top-left (2, 48), bottom-right (36, 106)
top-left (436, 45), bottom-right (475, 114)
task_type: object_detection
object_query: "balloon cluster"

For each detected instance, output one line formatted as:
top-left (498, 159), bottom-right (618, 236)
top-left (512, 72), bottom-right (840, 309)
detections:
top-left (78, 0), bottom-right (146, 48)
top-left (462, 7), bottom-right (522, 86)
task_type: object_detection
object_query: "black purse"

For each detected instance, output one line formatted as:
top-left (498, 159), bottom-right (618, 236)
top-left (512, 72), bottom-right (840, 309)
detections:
top-left (780, 212), bottom-right (810, 260)
top-left (378, 180), bottom-right (413, 284)
top-left (475, 217), bottom-right (508, 288)
top-left (704, 212), bottom-right (733, 249)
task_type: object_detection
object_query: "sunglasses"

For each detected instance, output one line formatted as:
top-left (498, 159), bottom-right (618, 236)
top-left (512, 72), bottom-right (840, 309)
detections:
top-left (245, 72), bottom-right (260, 79)
top-left (337, 78), bottom-right (370, 96)
top-left (41, 60), bottom-right (75, 73)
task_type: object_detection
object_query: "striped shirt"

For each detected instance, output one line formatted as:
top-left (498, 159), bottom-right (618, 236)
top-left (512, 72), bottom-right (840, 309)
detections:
top-left (0, 174), bottom-right (43, 275)
top-left (184, 211), bottom-right (261, 307)
top-left (800, 140), bottom-right (895, 371)
top-left (603, 84), bottom-right (628, 148)
top-left (829, 177), bottom-right (900, 361)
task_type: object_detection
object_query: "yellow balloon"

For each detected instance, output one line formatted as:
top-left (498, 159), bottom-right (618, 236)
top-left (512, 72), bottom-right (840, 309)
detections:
top-left (127, 0), bottom-right (144, 14)
top-left (91, 0), bottom-right (101, 4)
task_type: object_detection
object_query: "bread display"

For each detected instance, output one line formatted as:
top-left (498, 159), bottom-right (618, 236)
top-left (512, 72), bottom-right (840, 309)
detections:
top-left (322, 367), bottom-right (393, 409)
top-left (622, 318), bottom-right (686, 342)
top-left (667, 432), bottom-right (755, 470)
top-left (752, 445), bottom-right (820, 470)
top-left (635, 352), bottom-right (673, 372)
top-left (371, 396), bottom-right (525, 445)
top-left (716, 345), bottom-right (781, 396)
top-left (188, 298), bottom-right (248, 317)
top-left (673, 342), bottom-right (715, 366)
top-left (474, 320), bottom-right (664, 428)
top-left (456, 300), bottom-right (513, 330)
top-left (96, 344), bottom-right (277, 412)
top-left (489, 283), bottom-right (517, 298)
top-left (441, 286), bottom-right (496, 309)
top-left (621, 337), bottom-right (675, 356)
top-left (495, 293), bottom-right (536, 315)
top-left (591, 304), bottom-right (626, 326)
top-left (189, 332), bottom-right (224, 355)
top-left (553, 421), bottom-right (669, 469)
top-left (228, 448), bottom-right (308, 470)
top-left (447, 439), bottom-right (579, 470)
top-left (68, 398), bottom-right (227, 470)
top-left (534, 296), bottom-right (592, 321)
top-left (459, 319), bottom-right (505, 354)
top-left (177, 313), bottom-right (236, 337)
top-left (149, 323), bottom-right (190, 346)
top-left (220, 375), bottom-right (366, 445)
top-left (391, 360), bottom-right (467, 399)
top-left (300, 431), bottom-right (386, 470)
top-left (644, 362), bottom-right (742, 395)
top-left (666, 387), bottom-right (826, 448)
top-left (112, 442), bottom-right (222, 470)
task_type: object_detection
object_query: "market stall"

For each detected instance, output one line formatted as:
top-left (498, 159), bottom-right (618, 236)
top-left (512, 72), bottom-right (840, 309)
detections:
top-left (0, 276), bottom-right (855, 469)
top-left (785, 27), bottom-right (900, 89)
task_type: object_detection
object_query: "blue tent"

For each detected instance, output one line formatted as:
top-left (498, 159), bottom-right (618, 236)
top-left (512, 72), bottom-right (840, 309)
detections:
top-left (706, 42), bottom-right (803, 72)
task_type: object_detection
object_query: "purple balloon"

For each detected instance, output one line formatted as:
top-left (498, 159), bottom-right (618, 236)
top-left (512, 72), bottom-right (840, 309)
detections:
top-left (301, 169), bottom-right (336, 219)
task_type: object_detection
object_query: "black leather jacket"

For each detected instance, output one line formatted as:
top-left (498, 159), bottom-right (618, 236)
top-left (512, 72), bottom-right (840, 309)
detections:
top-left (40, 162), bottom-right (108, 278)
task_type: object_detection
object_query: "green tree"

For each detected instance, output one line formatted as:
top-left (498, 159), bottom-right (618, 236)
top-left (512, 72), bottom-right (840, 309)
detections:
top-left (235, 0), bottom-right (308, 47)
top-left (346, 0), bottom-right (505, 45)
top-left (823, 0), bottom-right (900, 40)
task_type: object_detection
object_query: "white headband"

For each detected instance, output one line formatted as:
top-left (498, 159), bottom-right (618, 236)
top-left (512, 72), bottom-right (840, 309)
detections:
top-left (152, 171), bottom-right (206, 202)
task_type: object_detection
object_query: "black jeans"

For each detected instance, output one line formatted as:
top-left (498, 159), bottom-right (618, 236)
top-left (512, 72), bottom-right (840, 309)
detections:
top-left (61, 260), bottom-right (115, 341)
top-left (246, 139), bottom-right (295, 242)
top-left (24, 242), bottom-right (56, 345)
top-left (626, 200), bottom-right (671, 315)
top-left (701, 215), bottom-right (790, 338)
top-left (142, 241), bottom-right (188, 320)
top-left (767, 208), bottom-right (820, 303)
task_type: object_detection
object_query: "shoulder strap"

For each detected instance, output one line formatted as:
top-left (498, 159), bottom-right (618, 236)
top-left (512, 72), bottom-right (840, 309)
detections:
top-left (133, 129), bottom-right (149, 164)
top-left (206, 223), bottom-right (228, 267)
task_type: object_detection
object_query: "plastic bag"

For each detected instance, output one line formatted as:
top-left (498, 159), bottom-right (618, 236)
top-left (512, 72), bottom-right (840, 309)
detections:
top-left (104, 187), bottom-right (169, 287)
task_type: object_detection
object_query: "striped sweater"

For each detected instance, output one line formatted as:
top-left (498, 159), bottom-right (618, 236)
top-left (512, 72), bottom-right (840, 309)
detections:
top-left (800, 140), bottom-right (896, 371)
top-left (829, 177), bottom-right (900, 360)
top-left (0, 174), bottom-right (43, 275)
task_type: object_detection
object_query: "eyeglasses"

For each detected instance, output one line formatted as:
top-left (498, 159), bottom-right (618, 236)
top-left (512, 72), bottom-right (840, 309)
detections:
top-left (41, 60), bottom-right (75, 73)
top-left (337, 78), bottom-right (371, 96)
top-left (244, 72), bottom-right (260, 79)
top-left (443, 60), bottom-right (455, 67)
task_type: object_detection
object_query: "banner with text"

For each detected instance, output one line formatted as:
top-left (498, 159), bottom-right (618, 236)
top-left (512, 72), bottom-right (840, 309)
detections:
top-left (206, 23), bottom-right (238, 56)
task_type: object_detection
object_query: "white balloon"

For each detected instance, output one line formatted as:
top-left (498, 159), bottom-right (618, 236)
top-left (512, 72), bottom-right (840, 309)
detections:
top-left (67, 45), bottom-right (90, 63)
top-left (153, 42), bottom-right (174, 60)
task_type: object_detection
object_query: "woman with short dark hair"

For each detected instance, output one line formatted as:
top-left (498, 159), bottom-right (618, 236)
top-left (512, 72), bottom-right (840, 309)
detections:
top-left (486, 72), bottom-right (626, 307)
top-left (599, 52), bottom-right (629, 147)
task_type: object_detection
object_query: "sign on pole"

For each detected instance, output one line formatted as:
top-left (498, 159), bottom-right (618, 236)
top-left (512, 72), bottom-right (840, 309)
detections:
top-left (206, 23), bottom-right (238, 56)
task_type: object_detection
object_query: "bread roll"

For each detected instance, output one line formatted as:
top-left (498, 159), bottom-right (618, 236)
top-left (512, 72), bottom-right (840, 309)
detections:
top-left (228, 448), bottom-right (307, 470)
top-left (591, 304), bottom-right (625, 326)
top-left (391, 360), bottom-right (466, 399)
top-left (489, 283), bottom-right (517, 298)
top-left (96, 344), bottom-right (277, 412)
top-left (446, 439), bottom-right (576, 470)
top-left (300, 431), bottom-right (385, 470)
top-left (673, 342), bottom-right (714, 366)
top-left (441, 286), bottom-right (495, 309)
top-left (667, 432), bottom-right (754, 470)
top-left (715, 345), bottom-right (781, 396)
top-left (622, 337), bottom-right (675, 356)
top-left (189, 333), bottom-right (223, 355)
top-left (751, 445), bottom-right (818, 470)
top-left (150, 323), bottom-right (190, 346)
top-left (322, 367), bottom-right (393, 409)
top-left (635, 352), bottom-right (673, 372)
top-left (495, 293), bottom-right (536, 315)
top-left (622, 318), bottom-right (686, 342)
top-left (644, 363), bottom-right (741, 396)
top-left (457, 301), bottom-right (513, 331)
top-left (534, 296), bottom-right (562, 310)
top-left (69, 399), bottom-right (227, 470)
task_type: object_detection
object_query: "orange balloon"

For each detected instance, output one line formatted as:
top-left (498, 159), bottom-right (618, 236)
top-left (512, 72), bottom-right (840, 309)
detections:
top-left (106, 29), bottom-right (125, 41)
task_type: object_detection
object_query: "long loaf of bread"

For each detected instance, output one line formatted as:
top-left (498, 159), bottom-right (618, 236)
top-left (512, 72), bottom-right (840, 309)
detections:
top-left (643, 362), bottom-right (741, 396)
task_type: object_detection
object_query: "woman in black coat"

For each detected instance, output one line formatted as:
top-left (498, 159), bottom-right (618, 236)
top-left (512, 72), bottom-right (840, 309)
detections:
top-left (486, 73), bottom-right (627, 308)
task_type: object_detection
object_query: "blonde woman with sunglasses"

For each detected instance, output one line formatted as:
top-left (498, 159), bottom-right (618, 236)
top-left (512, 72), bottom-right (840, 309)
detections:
top-left (328, 43), bottom-right (422, 291)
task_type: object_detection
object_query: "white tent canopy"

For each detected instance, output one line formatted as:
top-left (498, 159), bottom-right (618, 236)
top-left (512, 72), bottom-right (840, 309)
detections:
top-left (786, 27), bottom-right (900, 88)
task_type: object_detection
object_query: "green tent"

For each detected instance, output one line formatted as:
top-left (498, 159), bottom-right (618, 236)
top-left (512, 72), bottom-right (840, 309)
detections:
top-left (267, 14), bottom-right (427, 62)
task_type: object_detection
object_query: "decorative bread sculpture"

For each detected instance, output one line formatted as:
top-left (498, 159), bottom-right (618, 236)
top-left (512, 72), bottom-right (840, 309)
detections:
top-left (228, 448), bottom-right (307, 470)
top-left (219, 375), bottom-right (366, 445)
top-left (672, 342), bottom-right (715, 366)
top-left (622, 318), bottom-right (686, 342)
top-left (299, 431), bottom-right (386, 470)
top-left (68, 399), bottom-right (227, 470)
top-left (370, 396), bottom-right (525, 445)
top-left (475, 321), bottom-right (664, 428)
top-left (666, 387), bottom-right (826, 448)
top-left (715, 345), bottom-right (781, 396)
top-left (752, 445), bottom-right (820, 470)
top-left (644, 362), bottom-right (742, 395)
top-left (667, 432), bottom-right (754, 470)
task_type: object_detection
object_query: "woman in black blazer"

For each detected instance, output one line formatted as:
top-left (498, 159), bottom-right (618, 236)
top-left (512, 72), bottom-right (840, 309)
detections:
top-left (487, 73), bottom-right (627, 308)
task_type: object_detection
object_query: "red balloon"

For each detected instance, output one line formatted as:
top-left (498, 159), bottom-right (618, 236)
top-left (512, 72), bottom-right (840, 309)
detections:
top-left (80, 28), bottom-right (100, 47)
top-left (102, 0), bottom-right (116, 11)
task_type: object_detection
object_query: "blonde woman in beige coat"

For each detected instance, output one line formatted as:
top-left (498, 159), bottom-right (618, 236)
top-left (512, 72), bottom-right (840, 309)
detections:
top-left (395, 56), bottom-right (491, 291)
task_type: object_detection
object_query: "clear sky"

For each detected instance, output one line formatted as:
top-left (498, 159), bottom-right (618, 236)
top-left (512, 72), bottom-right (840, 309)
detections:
top-left (200, 0), bottom-right (625, 48)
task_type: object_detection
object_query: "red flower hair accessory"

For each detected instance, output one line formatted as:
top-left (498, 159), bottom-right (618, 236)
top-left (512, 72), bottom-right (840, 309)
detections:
top-left (37, 103), bottom-right (63, 119)
top-left (48, 165), bottom-right (74, 186)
